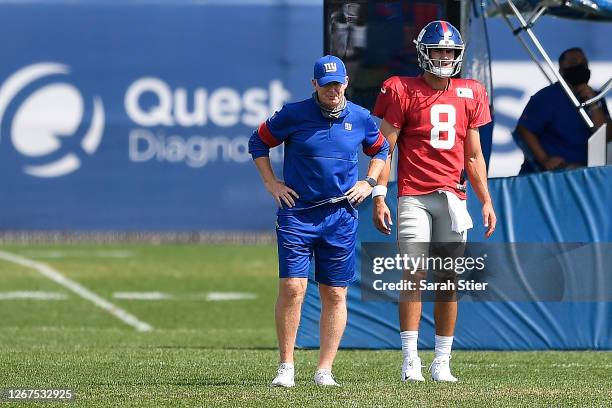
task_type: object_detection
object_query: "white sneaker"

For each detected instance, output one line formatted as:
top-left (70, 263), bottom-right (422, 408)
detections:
top-left (402, 356), bottom-right (425, 382)
top-left (430, 355), bottom-right (458, 382)
top-left (313, 368), bottom-right (340, 386)
top-left (271, 363), bottom-right (295, 387)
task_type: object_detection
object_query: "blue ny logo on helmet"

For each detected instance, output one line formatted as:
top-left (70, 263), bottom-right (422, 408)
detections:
top-left (314, 55), bottom-right (347, 86)
top-left (414, 20), bottom-right (465, 78)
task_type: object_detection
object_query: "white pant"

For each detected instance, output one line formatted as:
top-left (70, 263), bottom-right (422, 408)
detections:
top-left (397, 192), bottom-right (467, 261)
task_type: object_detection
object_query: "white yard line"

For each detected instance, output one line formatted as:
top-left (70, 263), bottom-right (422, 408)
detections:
top-left (0, 250), bottom-right (152, 332)
top-left (20, 250), bottom-right (134, 259)
top-left (206, 292), bottom-right (257, 301)
top-left (113, 292), bottom-right (173, 300)
top-left (0, 291), bottom-right (67, 300)
top-left (112, 291), bottom-right (258, 301)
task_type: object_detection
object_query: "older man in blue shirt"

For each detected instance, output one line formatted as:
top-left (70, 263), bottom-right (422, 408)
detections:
top-left (249, 55), bottom-right (388, 387)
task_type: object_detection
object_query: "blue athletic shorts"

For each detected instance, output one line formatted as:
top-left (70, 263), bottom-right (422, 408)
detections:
top-left (276, 201), bottom-right (358, 287)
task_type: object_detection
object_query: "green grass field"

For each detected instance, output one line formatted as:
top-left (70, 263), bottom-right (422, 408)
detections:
top-left (0, 244), bottom-right (610, 407)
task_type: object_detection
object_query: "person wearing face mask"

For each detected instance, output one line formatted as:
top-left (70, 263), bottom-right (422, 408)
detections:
top-left (515, 47), bottom-right (610, 173)
top-left (248, 55), bottom-right (389, 387)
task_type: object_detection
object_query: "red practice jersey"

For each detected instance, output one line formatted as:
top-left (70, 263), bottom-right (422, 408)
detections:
top-left (373, 76), bottom-right (491, 199)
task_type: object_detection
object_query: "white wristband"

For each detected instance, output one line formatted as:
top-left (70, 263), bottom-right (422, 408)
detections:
top-left (371, 185), bottom-right (387, 198)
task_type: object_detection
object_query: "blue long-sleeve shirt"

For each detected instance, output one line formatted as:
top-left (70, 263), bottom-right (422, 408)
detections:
top-left (249, 96), bottom-right (389, 213)
top-left (518, 82), bottom-right (609, 165)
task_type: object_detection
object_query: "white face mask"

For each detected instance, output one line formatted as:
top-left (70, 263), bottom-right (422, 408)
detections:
top-left (430, 65), bottom-right (454, 78)
top-left (417, 44), bottom-right (464, 78)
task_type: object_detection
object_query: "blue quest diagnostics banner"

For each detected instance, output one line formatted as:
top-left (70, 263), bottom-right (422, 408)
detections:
top-left (0, 1), bottom-right (321, 231)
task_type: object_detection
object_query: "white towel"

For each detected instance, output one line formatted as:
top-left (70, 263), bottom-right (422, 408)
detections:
top-left (440, 191), bottom-right (473, 233)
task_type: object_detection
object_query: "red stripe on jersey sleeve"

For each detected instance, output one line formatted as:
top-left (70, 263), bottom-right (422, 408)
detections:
top-left (257, 122), bottom-right (282, 147)
top-left (364, 132), bottom-right (385, 156)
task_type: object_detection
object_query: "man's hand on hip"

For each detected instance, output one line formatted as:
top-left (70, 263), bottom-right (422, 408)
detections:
top-left (345, 180), bottom-right (372, 207)
top-left (265, 179), bottom-right (299, 208)
top-left (373, 196), bottom-right (392, 235)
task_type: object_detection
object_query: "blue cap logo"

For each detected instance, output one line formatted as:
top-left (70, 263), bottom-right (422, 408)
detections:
top-left (314, 55), bottom-right (347, 86)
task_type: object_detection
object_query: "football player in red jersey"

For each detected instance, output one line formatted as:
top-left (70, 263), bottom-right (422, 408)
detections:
top-left (372, 20), bottom-right (496, 382)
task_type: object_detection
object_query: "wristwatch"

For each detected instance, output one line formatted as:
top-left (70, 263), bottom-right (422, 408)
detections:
top-left (364, 176), bottom-right (377, 187)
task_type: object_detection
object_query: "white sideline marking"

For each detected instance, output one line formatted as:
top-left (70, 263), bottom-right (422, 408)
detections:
top-left (21, 250), bottom-right (134, 259)
top-left (113, 292), bottom-right (172, 300)
top-left (0, 251), bottom-right (152, 332)
top-left (206, 292), bottom-right (257, 301)
top-left (0, 291), bottom-right (67, 300)
top-left (112, 291), bottom-right (258, 301)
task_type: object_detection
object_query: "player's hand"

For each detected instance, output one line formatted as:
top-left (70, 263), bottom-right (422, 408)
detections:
top-left (265, 179), bottom-right (299, 208)
top-left (542, 156), bottom-right (565, 171)
top-left (482, 201), bottom-right (496, 239)
top-left (373, 196), bottom-right (392, 235)
top-left (345, 180), bottom-right (372, 207)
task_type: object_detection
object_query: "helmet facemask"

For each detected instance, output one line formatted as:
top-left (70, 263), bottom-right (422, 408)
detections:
top-left (416, 43), bottom-right (465, 78)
